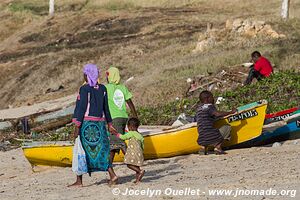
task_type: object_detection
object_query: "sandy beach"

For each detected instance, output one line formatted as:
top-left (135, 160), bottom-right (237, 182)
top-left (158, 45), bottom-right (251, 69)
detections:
top-left (1, 139), bottom-right (299, 200)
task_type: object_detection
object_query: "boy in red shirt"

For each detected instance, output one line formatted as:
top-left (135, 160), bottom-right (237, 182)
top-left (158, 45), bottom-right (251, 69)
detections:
top-left (244, 51), bottom-right (273, 85)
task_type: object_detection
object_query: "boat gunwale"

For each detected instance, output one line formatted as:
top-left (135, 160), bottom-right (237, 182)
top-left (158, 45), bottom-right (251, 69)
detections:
top-left (145, 100), bottom-right (267, 135)
top-left (22, 101), bottom-right (267, 149)
top-left (266, 107), bottom-right (299, 119)
top-left (22, 143), bottom-right (73, 149)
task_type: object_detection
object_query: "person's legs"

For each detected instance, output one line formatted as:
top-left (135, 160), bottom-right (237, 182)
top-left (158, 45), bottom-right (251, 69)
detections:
top-left (211, 125), bottom-right (231, 155)
top-left (244, 67), bottom-right (256, 85)
top-left (253, 70), bottom-right (263, 81)
top-left (127, 164), bottom-right (144, 183)
top-left (214, 141), bottom-right (227, 155)
top-left (67, 175), bottom-right (83, 187)
top-left (109, 118), bottom-right (128, 165)
top-left (198, 146), bottom-right (209, 155)
top-left (127, 164), bottom-right (141, 173)
top-left (108, 167), bottom-right (118, 185)
top-left (204, 146), bottom-right (208, 155)
top-left (219, 125), bottom-right (232, 141)
top-left (109, 150), bottom-right (116, 165)
top-left (136, 169), bottom-right (145, 183)
top-left (244, 66), bottom-right (263, 85)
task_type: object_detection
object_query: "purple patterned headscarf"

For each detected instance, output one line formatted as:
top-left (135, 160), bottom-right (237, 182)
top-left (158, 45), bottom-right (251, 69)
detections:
top-left (83, 64), bottom-right (99, 87)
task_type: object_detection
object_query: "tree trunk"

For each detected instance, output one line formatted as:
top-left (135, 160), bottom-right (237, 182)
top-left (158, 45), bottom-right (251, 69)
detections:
top-left (49, 0), bottom-right (55, 16)
top-left (281, 0), bottom-right (290, 20)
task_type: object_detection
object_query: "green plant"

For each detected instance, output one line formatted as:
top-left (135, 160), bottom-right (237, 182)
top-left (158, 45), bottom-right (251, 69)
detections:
top-left (218, 70), bottom-right (300, 113)
top-left (138, 70), bottom-right (300, 125)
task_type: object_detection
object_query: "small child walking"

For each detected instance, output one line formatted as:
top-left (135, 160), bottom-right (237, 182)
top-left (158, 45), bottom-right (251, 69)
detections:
top-left (113, 118), bottom-right (145, 183)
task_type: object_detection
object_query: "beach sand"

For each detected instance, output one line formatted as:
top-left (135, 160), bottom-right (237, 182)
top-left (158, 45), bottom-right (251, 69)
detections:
top-left (1, 139), bottom-right (300, 200)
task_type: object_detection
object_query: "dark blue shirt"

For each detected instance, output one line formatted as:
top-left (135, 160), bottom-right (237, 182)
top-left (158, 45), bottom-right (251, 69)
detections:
top-left (73, 83), bottom-right (112, 127)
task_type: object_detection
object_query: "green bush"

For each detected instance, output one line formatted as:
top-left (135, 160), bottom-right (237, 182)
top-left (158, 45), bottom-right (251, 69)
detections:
top-left (219, 70), bottom-right (300, 113)
top-left (138, 70), bottom-right (300, 125)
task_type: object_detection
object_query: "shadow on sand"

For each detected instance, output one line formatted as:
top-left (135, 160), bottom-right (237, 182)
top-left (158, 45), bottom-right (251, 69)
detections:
top-left (88, 161), bottom-right (182, 186)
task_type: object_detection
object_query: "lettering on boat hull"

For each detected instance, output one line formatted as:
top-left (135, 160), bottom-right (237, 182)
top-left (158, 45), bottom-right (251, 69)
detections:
top-left (228, 109), bottom-right (258, 123)
top-left (268, 113), bottom-right (293, 123)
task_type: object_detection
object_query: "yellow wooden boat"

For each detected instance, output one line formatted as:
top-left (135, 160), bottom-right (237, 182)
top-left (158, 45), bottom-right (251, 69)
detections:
top-left (22, 100), bottom-right (267, 167)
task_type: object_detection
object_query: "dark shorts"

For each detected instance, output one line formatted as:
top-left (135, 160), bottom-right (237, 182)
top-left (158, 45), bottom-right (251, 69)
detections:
top-left (219, 125), bottom-right (231, 141)
top-left (244, 66), bottom-right (264, 85)
top-left (110, 118), bottom-right (128, 153)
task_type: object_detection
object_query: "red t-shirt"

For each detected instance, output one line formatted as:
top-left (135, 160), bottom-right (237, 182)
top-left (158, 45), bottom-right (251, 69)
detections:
top-left (254, 56), bottom-right (273, 77)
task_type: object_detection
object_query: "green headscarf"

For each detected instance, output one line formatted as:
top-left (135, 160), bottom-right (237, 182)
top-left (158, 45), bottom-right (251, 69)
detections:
top-left (107, 67), bottom-right (121, 84)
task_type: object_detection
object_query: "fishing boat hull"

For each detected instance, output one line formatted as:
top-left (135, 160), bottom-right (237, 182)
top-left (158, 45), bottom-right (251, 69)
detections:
top-left (229, 108), bottom-right (300, 148)
top-left (23, 101), bottom-right (268, 167)
top-left (265, 107), bottom-right (298, 124)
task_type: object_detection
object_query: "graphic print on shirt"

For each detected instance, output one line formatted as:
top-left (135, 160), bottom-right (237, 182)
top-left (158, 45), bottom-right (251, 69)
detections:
top-left (113, 89), bottom-right (125, 109)
top-left (201, 104), bottom-right (211, 109)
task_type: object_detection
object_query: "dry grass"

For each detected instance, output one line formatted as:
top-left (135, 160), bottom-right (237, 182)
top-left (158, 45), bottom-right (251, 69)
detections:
top-left (86, 0), bottom-right (197, 9)
top-left (0, 0), bottom-right (300, 109)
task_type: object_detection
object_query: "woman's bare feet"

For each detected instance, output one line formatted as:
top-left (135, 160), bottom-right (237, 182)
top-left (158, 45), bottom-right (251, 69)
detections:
top-left (107, 167), bottom-right (118, 186)
top-left (67, 176), bottom-right (83, 187)
top-left (134, 170), bottom-right (145, 184)
top-left (67, 182), bottom-right (83, 187)
top-left (108, 176), bottom-right (118, 186)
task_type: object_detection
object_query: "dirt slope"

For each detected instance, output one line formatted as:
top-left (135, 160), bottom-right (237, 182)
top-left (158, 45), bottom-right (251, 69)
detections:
top-left (0, 0), bottom-right (300, 109)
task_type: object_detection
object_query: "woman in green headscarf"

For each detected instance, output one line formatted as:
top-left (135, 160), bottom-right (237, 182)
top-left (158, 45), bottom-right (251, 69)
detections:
top-left (105, 67), bottom-right (138, 165)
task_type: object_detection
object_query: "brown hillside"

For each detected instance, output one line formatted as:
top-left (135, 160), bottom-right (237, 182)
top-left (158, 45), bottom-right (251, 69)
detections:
top-left (0, 0), bottom-right (300, 109)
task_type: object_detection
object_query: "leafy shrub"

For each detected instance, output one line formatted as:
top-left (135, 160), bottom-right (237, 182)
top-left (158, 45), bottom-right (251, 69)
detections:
top-left (138, 70), bottom-right (300, 125)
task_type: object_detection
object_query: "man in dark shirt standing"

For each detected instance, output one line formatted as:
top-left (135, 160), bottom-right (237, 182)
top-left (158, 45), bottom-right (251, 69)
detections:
top-left (244, 51), bottom-right (273, 85)
top-left (196, 91), bottom-right (237, 154)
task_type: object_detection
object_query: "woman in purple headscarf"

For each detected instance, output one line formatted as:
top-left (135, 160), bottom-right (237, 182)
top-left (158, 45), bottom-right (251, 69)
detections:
top-left (69, 64), bottom-right (118, 186)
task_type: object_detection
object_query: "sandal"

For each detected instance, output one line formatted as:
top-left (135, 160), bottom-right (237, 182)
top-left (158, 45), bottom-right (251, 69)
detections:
top-left (214, 148), bottom-right (227, 155)
top-left (199, 146), bottom-right (209, 155)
